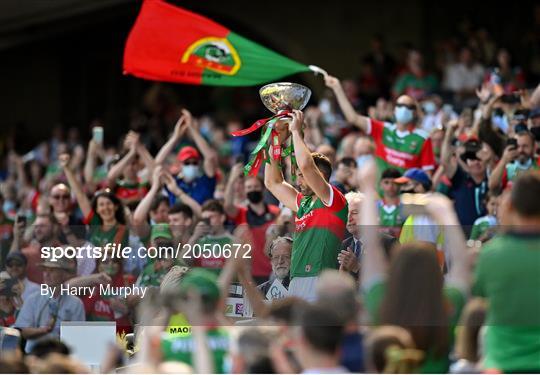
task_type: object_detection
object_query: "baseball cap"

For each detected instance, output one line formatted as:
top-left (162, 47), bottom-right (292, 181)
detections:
top-left (177, 146), bottom-right (200, 162)
top-left (395, 168), bottom-right (432, 190)
top-left (179, 268), bottom-right (220, 301)
top-left (151, 223), bottom-right (173, 242)
top-left (6, 252), bottom-right (27, 266)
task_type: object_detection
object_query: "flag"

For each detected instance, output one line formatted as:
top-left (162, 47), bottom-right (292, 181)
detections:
top-left (123, 0), bottom-right (311, 86)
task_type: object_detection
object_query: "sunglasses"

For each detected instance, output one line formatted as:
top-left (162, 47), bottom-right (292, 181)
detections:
top-left (396, 103), bottom-right (416, 110)
top-left (52, 195), bottom-right (70, 200)
top-left (183, 160), bottom-right (199, 166)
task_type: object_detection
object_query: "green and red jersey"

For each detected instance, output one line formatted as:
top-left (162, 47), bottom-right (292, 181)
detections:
top-left (113, 179), bottom-right (149, 206)
top-left (291, 185), bottom-right (348, 278)
top-left (367, 118), bottom-right (435, 174)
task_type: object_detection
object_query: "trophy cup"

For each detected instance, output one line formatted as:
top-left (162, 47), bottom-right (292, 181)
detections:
top-left (231, 82), bottom-right (311, 177)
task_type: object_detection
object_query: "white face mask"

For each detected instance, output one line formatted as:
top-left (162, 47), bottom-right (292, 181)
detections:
top-left (356, 154), bottom-right (373, 170)
top-left (182, 165), bottom-right (201, 182)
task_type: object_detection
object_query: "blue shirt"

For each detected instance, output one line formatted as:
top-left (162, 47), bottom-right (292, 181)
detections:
top-left (166, 174), bottom-right (216, 205)
top-left (449, 166), bottom-right (488, 232)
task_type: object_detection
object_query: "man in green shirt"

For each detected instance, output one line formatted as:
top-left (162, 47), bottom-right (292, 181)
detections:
top-left (160, 268), bottom-right (229, 373)
top-left (265, 110), bottom-right (348, 302)
top-left (473, 171), bottom-right (540, 372)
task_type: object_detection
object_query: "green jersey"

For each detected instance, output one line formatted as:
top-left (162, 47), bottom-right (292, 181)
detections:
top-left (377, 200), bottom-right (404, 227)
top-left (161, 327), bottom-right (229, 373)
top-left (473, 232), bottom-right (540, 372)
top-left (292, 185), bottom-right (348, 278)
top-left (368, 118), bottom-right (435, 174)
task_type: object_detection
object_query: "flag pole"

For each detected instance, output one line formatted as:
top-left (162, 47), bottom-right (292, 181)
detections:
top-left (308, 65), bottom-right (328, 77)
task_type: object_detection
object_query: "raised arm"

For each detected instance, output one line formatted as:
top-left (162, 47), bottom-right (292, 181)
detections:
top-left (133, 166), bottom-right (163, 238)
top-left (359, 161), bottom-right (388, 289)
top-left (441, 120), bottom-right (458, 179)
top-left (60, 153), bottom-right (92, 219)
top-left (162, 171), bottom-right (201, 218)
top-left (488, 145), bottom-right (517, 191)
top-left (154, 113), bottom-right (189, 165)
top-left (223, 163), bottom-right (244, 218)
top-left (425, 194), bottom-right (470, 294)
top-left (324, 75), bottom-right (370, 132)
top-left (83, 140), bottom-right (99, 186)
top-left (107, 140), bottom-right (137, 187)
top-left (184, 110), bottom-right (218, 178)
top-left (264, 152), bottom-right (299, 212)
top-left (290, 110), bottom-right (331, 204)
top-left (136, 138), bottom-right (156, 178)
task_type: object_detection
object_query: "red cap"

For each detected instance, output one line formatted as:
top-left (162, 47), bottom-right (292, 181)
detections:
top-left (177, 146), bottom-right (200, 162)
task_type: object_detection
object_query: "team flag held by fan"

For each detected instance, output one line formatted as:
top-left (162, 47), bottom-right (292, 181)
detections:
top-left (123, 0), bottom-right (313, 86)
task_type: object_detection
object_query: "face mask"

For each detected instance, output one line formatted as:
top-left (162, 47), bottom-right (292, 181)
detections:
top-left (355, 155), bottom-right (373, 170)
top-left (3, 201), bottom-right (15, 215)
top-left (530, 127), bottom-right (540, 141)
top-left (515, 158), bottom-right (532, 170)
top-left (423, 101), bottom-right (437, 114)
top-left (394, 106), bottom-right (414, 124)
top-left (491, 114), bottom-right (509, 133)
top-left (182, 165), bottom-right (201, 182)
top-left (247, 190), bottom-right (263, 204)
top-left (400, 188), bottom-right (416, 195)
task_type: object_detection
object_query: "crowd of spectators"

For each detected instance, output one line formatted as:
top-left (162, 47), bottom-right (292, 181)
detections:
top-left (1, 23), bottom-right (540, 374)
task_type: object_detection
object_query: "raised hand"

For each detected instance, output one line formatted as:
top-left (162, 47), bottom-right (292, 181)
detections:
top-left (229, 162), bottom-right (244, 181)
top-left (288, 109), bottom-right (304, 133)
top-left (58, 153), bottom-right (71, 169)
top-left (324, 74), bottom-right (341, 90)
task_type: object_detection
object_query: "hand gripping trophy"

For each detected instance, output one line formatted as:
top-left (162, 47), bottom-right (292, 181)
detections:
top-left (231, 82), bottom-right (311, 178)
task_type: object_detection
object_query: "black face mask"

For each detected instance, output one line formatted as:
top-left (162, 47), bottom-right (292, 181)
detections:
top-left (530, 127), bottom-right (540, 142)
top-left (247, 191), bottom-right (263, 204)
top-left (400, 188), bottom-right (416, 195)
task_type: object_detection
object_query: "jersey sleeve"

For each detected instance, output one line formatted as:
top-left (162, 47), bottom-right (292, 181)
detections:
top-left (367, 118), bottom-right (384, 142)
top-left (419, 137), bottom-right (436, 171)
top-left (501, 165), bottom-right (509, 189)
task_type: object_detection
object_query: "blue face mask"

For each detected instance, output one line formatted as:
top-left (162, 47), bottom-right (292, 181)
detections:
top-left (394, 106), bottom-right (414, 124)
top-left (182, 165), bottom-right (201, 182)
top-left (491, 114), bottom-right (509, 133)
top-left (355, 155), bottom-right (373, 170)
top-left (423, 101), bottom-right (437, 114)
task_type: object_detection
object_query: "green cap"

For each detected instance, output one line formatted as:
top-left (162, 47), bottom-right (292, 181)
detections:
top-left (179, 268), bottom-right (220, 301)
top-left (151, 223), bottom-right (173, 242)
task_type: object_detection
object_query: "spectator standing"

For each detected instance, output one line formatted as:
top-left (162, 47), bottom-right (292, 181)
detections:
top-left (473, 172), bottom-right (540, 372)
top-left (326, 75), bottom-right (435, 175)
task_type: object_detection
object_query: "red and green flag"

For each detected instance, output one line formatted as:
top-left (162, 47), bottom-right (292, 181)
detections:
top-left (123, 0), bottom-right (311, 86)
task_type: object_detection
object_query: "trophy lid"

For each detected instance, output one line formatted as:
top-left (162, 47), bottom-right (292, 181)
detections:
top-left (259, 82), bottom-right (312, 114)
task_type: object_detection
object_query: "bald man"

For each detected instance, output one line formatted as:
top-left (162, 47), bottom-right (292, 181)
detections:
top-left (325, 75), bottom-right (435, 175)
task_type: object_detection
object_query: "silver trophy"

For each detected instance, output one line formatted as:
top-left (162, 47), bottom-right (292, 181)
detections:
top-left (259, 82), bottom-right (311, 141)
top-left (259, 82), bottom-right (312, 114)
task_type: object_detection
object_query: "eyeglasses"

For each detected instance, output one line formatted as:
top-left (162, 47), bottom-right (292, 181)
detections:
top-left (183, 161), bottom-right (199, 166)
top-left (52, 195), bottom-right (70, 200)
top-left (396, 103), bottom-right (416, 110)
